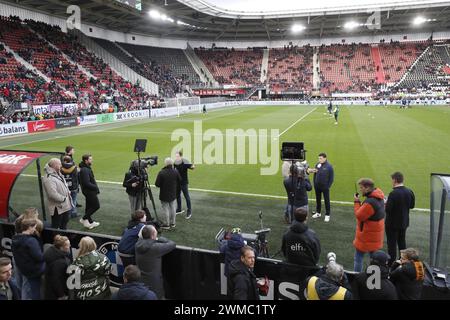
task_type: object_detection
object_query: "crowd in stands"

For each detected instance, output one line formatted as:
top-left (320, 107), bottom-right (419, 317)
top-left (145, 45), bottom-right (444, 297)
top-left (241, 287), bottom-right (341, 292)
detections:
top-left (267, 45), bottom-right (313, 93)
top-left (195, 47), bottom-right (263, 86)
top-left (0, 16), bottom-right (154, 112)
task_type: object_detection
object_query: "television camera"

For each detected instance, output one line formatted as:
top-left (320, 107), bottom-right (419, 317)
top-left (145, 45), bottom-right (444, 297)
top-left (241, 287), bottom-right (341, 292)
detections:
top-left (215, 211), bottom-right (271, 258)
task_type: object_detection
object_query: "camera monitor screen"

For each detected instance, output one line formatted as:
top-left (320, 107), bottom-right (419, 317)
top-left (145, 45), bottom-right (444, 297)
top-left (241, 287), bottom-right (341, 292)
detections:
top-left (281, 142), bottom-right (305, 161)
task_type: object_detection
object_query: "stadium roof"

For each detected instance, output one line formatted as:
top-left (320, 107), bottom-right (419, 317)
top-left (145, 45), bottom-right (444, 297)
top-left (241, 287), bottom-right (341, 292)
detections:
top-left (3, 0), bottom-right (450, 41)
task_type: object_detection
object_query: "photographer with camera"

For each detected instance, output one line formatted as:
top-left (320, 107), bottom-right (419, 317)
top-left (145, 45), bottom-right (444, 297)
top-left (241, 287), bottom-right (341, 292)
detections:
top-left (281, 208), bottom-right (321, 267)
top-left (283, 163), bottom-right (312, 224)
top-left (123, 160), bottom-right (145, 214)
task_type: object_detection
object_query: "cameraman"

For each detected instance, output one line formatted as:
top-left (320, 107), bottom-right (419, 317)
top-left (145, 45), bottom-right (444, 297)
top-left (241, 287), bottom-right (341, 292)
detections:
top-left (283, 164), bottom-right (312, 224)
top-left (123, 160), bottom-right (144, 214)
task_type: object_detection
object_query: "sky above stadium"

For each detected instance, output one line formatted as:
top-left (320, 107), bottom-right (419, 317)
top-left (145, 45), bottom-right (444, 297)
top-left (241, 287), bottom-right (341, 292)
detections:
top-left (203, 0), bottom-right (446, 13)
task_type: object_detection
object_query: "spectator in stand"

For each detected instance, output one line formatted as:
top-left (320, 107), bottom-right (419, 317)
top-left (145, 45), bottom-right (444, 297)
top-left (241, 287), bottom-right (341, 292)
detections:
top-left (135, 225), bottom-right (176, 299)
top-left (0, 257), bottom-right (21, 300)
top-left (14, 207), bottom-right (44, 237)
top-left (42, 158), bottom-right (72, 229)
top-left (11, 218), bottom-right (45, 300)
top-left (118, 210), bottom-right (147, 268)
top-left (281, 208), bottom-right (321, 267)
top-left (352, 250), bottom-right (398, 300)
top-left (43, 235), bottom-right (72, 300)
top-left (353, 178), bottom-right (385, 272)
top-left (390, 248), bottom-right (425, 300)
top-left (385, 172), bottom-right (415, 265)
top-left (112, 265), bottom-right (157, 300)
top-left (227, 246), bottom-right (260, 300)
top-left (69, 236), bottom-right (111, 300)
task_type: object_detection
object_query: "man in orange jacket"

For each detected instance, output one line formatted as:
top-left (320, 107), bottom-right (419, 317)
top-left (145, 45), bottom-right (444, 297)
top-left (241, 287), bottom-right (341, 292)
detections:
top-left (353, 178), bottom-right (385, 272)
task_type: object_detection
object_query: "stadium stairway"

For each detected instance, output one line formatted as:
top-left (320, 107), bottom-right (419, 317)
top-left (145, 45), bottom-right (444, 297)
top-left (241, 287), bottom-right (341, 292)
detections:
top-left (185, 43), bottom-right (214, 84)
top-left (371, 45), bottom-right (385, 83)
top-left (260, 48), bottom-right (269, 83)
top-left (313, 48), bottom-right (320, 90)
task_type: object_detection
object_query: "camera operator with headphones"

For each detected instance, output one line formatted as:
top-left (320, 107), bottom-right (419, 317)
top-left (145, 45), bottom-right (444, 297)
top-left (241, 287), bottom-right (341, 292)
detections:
top-left (123, 160), bottom-right (144, 214)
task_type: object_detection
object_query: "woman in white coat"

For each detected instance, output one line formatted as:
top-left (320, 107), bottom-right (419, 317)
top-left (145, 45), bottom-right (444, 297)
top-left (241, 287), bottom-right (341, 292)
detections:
top-left (42, 158), bottom-right (73, 229)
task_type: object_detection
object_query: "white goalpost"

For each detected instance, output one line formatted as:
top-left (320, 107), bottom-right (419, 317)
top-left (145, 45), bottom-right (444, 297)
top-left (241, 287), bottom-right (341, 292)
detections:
top-left (164, 96), bottom-right (201, 116)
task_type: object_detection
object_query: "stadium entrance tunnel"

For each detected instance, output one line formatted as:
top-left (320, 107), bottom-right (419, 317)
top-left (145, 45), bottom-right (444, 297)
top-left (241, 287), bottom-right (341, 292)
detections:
top-left (0, 222), bottom-right (449, 299)
top-left (0, 149), bottom-right (63, 222)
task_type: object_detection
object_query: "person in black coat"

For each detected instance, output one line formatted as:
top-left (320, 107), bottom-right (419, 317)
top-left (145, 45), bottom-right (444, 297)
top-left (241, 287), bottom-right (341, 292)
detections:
top-left (227, 246), bottom-right (260, 300)
top-left (353, 250), bottom-right (398, 300)
top-left (385, 172), bottom-right (415, 265)
top-left (282, 208), bottom-right (321, 267)
top-left (11, 219), bottom-right (45, 300)
top-left (78, 154), bottom-right (100, 229)
top-left (155, 158), bottom-right (181, 229)
top-left (310, 153), bottom-right (334, 222)
top-left (123, 161), bottom-right (144, 214)
top-left (390, 248), bottom-right (424, 300)
top-left (43, 235), bottom-right (72, 300)
top-left (112, 265), bottom-right (157, 300)
top-left (61, 155), bottom-right (80, 219)
top-left (283, 164), bottom-right (312, 223)
top-left (0, 257), bottom-right (21, 300)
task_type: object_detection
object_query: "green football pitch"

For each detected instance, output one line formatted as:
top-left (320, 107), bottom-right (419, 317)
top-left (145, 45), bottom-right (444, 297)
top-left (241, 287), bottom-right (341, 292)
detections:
top-left (2, 104), bottom-right (449, 270)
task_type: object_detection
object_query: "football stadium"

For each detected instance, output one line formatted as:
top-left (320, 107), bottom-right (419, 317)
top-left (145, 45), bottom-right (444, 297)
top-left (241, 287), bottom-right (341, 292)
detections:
top-left (0, 0), bottom-right (449, 304)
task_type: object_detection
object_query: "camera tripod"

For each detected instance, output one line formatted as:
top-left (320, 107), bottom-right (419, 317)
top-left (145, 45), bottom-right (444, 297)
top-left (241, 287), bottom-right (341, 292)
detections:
top-left (135, 152), bottom-right (159, 223)
top-left (254, 211), bottom-right (270, 258)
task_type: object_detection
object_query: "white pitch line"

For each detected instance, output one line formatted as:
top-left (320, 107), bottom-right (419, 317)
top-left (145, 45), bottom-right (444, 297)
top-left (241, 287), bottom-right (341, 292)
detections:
top-left (21, 174), bottom-right (428, 212)
top-left (278, 107), bottom-right (318, 137)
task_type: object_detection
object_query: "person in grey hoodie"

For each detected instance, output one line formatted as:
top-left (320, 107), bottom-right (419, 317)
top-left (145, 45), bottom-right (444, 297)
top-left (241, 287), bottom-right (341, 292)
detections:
top-left (135, 225), bottom-right (176, 299)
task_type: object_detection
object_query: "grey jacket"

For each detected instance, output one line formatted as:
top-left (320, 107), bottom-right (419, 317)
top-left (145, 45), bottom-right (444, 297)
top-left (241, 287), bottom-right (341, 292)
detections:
top-left (42, 164), bottom-right (73, 216)
top-left (135, 237), bottom-right (176, 299)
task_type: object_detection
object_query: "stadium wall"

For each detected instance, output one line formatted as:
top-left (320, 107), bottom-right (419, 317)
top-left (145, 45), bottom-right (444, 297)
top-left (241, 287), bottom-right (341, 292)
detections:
top-left (1, 1), bottom-right (450, 49)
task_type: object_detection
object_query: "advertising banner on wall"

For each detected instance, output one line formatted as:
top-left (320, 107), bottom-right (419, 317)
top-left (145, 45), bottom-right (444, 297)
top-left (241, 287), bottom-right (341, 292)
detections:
top-left (0, 122), bottom-right (28, 137)
top-left (114, 109), bottom-right (149, 122)
top-left (27, 119), bottom-right (56, 133)
top-left (32, 104), bottom-right (79, 115)
top-left (96, 113), bottom-right (115, 124)
top-left (55, 117), bottom-right (78, 129)
top-left (78, 115), bottom-right (98, 126)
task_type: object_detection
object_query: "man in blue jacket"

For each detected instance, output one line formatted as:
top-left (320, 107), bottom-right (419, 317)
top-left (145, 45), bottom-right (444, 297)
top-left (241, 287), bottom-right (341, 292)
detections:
top-left (311, 153), bottom-right (334, 222)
